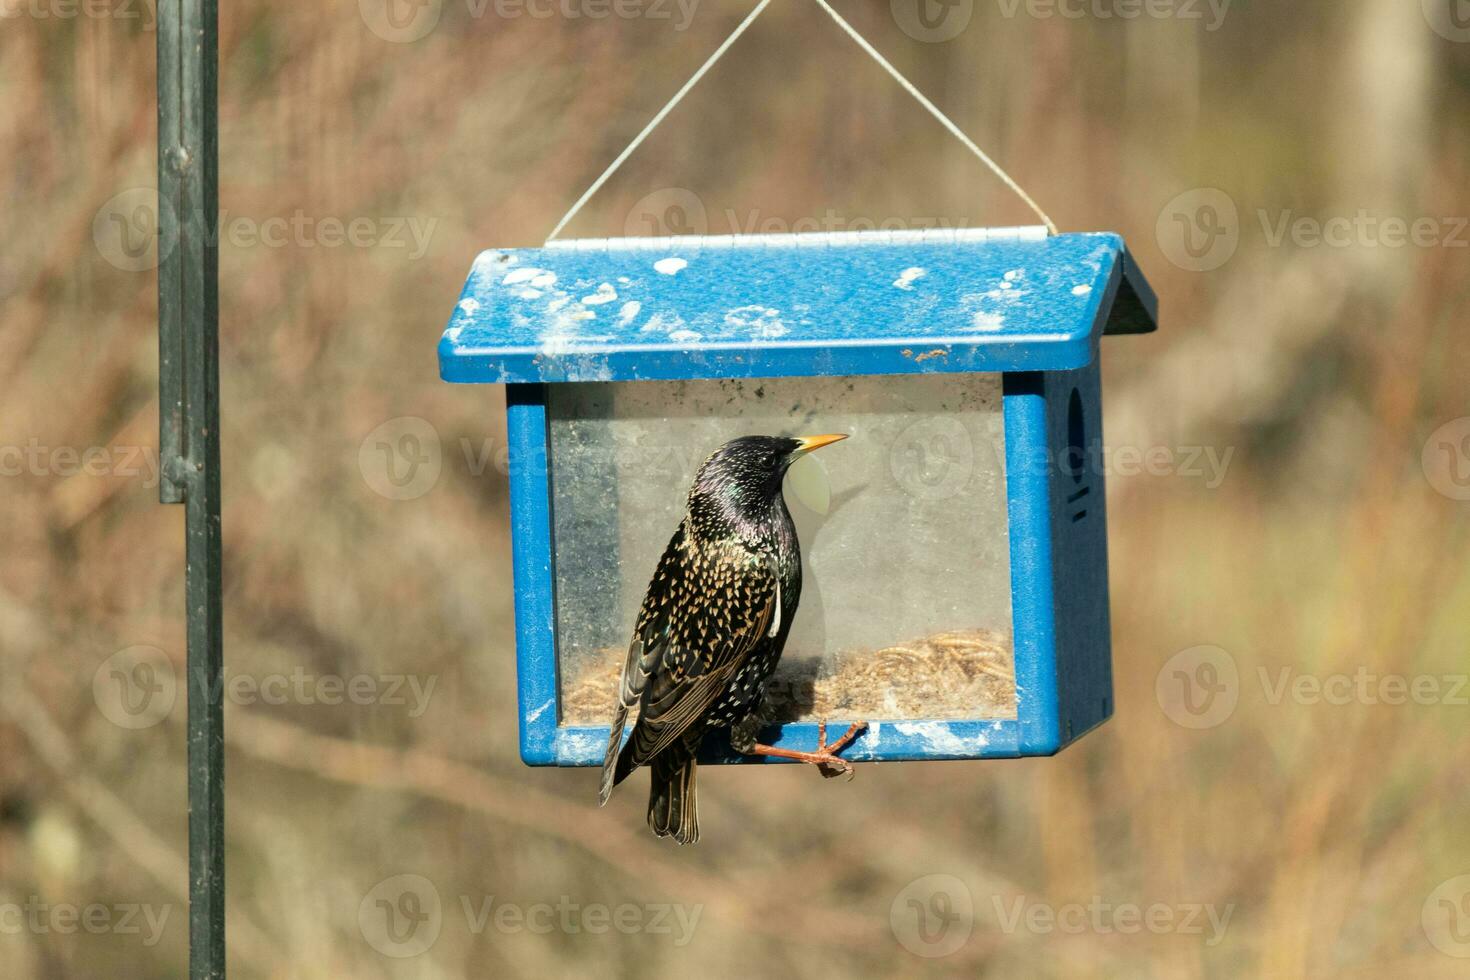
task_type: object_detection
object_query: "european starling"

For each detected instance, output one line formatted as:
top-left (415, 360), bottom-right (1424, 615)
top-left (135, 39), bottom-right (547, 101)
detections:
top-left (598, 433), bottom-right (867, 844)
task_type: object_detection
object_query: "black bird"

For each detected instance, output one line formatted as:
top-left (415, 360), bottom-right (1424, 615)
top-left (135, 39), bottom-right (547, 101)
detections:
top-left (598, 433), bottom-right (867, 844)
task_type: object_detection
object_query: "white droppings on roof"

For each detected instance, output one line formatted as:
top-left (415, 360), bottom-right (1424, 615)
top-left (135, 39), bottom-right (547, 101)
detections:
top-left (654, 257), bottom-right (688, 275)
top-left (981, 287), bottom-right (1029, 302)
top-left (457, 298), bottom-right (480, 314)
top-left (539, 319), bottom-right (599, 357)
top-left (502, 268), bottom-right (557, 293)
top-left (893, 267), bottom-right (926, 290)
top-left (1072, 284), bottom-right (1093, 296)
top-left (617, 301), bottom-right (642, 327)
top-left (617, 276), bottom-right (631, 285)
top-left (444, 326), bottom-right (462, 342)
top-left (958, 275), bottom-right (1027, 332)
top-left (502, 267), bottom-right (545, 285)
top-left (642, 311), bottom-right (678, 334)
top-left (669, 329), bottom-right (702, 344)
top-left (537, 291), bottom-right (595, 356)
top-left (724, 305), bottom-right (787, 339)
top-left (581, 282), bottom-right (618, 306)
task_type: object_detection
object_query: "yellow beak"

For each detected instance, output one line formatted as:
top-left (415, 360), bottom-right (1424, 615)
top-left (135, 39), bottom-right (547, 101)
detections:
top-left (794, 433), bottom-right (849, 454)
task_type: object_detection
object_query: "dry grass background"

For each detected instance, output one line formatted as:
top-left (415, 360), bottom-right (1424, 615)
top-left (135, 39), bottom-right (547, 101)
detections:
top-left (2, 0), bottom-right (1470, 976)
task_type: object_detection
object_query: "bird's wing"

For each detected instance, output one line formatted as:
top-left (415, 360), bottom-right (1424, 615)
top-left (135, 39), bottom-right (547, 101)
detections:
top-left (615, 524), bottom-right (691, 712)
top-left (600, 525), bottom-right (691, 803)
top-left (622, 535), bottom-right (779, 768)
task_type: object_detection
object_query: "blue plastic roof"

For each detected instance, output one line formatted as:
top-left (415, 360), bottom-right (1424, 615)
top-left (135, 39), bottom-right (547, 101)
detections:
top-left (438, 229), bottom-right (1156, 384)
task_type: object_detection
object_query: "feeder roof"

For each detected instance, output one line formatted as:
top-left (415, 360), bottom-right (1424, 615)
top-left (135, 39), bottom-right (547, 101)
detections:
top-left (439, 228), bottom-right (1156, 384)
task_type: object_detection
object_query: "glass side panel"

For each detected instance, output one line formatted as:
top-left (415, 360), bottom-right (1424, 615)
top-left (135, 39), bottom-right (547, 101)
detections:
top-left (548, 374), bottom-right (1016, 724)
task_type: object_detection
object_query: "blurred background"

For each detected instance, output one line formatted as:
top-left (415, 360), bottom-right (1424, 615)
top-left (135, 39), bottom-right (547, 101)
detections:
top-left (3, 0), bottom-right (1470, 976)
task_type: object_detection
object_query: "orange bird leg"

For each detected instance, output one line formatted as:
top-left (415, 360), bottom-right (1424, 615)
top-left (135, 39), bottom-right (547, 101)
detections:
top-left (747, 720), bottom-right (869, 778)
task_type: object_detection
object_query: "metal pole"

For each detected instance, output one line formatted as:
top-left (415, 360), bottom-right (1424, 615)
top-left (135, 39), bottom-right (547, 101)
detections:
top-left (157, 1), bottom-right (225, 977)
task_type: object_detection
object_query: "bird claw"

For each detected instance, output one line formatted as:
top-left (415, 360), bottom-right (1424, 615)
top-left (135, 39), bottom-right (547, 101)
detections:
top-left (817, 757), bottom-right (853, 780)
top-left (814, 719), bottom-right (867, 779)
top-left (746, 719), bottom-right (868, 778)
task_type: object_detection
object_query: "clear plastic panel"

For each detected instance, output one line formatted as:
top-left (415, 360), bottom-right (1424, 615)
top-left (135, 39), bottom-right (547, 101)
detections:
top-left (549, 375), bottom-right (1016, 724)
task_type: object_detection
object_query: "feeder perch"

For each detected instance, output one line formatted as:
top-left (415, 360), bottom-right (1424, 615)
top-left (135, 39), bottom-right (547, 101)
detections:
top-left (439, 227), bottom-right (1157, 765)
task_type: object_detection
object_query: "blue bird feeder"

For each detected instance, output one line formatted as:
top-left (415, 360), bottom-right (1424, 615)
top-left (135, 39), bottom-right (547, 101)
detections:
top-left (439, 227), bottom-right (1157, 766)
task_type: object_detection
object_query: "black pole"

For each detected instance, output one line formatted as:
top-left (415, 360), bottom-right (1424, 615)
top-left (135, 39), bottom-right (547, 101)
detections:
top-left (157, 1), bottom-right (225, 977)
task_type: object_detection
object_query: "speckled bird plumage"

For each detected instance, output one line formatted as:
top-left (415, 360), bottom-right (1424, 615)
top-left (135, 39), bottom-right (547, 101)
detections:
top-left (598, 435), bottom-right (827, 844)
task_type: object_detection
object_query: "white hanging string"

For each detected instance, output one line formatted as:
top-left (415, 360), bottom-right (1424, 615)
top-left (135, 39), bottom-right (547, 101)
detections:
top-left (544, 0), bottom-right (775, 243)
top-left (810, 0), bottom-right (1057, 236)
top-left (545, 0), bottom-right (1057, 243)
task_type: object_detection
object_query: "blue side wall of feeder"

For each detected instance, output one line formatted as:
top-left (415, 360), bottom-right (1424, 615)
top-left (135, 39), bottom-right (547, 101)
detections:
top-left (441, 229), bottom-right (1157, 765)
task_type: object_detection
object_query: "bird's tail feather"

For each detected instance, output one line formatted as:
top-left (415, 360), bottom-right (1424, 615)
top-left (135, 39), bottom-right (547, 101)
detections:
top-left (647, 752), bottom-right (699, 845)
top-left (598, 704), bottom-right (629, 806)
